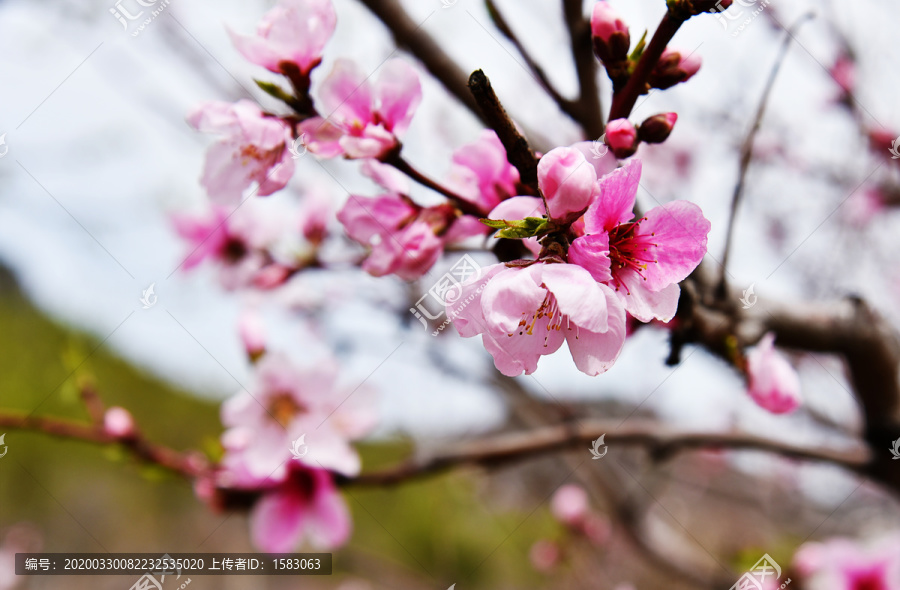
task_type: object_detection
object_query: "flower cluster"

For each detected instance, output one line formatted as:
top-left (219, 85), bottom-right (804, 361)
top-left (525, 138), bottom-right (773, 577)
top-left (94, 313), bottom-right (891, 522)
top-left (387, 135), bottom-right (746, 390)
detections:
top-left (453, 151), bottom-right (711, 377)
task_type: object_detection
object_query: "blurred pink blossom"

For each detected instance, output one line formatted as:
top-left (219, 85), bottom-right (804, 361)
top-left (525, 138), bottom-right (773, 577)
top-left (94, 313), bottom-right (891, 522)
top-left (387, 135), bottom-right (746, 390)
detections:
top-left (299, 59), bottom-right (421, 160)
top-left (551, 484), bottom-right (590, 527)
top-left (239, 309), bottom-right (267, 361)
top-left (529, 539), bottom-right (561, 573)
top-left (219, 353), bottom-right (376, 482)
top-left (228, 0), bottom-right (336, 76)
top-left (187, 100), bottom-right (294, 204)
top-left (793, 534), bottom-right (900, 590)
top-left (445, 130), bottom-right (520, 214)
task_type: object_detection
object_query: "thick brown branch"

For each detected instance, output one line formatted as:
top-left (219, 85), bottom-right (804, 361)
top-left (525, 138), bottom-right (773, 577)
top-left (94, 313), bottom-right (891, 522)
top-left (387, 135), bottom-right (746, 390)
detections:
top-left (345, 419), bottom-right (868, 487)
top-left (467, 69), bottom-right (540, 189)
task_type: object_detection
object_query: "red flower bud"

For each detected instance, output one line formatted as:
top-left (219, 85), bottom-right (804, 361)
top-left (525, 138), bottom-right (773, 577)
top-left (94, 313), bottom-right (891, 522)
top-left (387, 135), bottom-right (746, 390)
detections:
top-left (638, 112), bottom-right (678, 144)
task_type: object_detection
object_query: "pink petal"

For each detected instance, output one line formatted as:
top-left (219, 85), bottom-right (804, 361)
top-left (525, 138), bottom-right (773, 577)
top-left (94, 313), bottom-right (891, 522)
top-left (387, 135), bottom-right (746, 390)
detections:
top-left (340, 124), bottom-right (397, 160)
top-left (538, 147), bottom-right (597, 220)
top-left (304, 473), bottom-right (352, 548)
top-left (570, 140), bottom-right (619, 178)
top-left (186, 100), bottom-right (242, 134)
top-left (615, 274), bottom-right (680, 323)
top-left (256, 150), bottom-right (295, 197)
top-left (568, 234), bottom-right (613, 283)
top-left (318, 59), bottom-right (372, 127)
top-left (264, 0), bottom-right (336, 72)
top-left (449, 264), bottom-right (506, 338)
top-left (538, 263), bottom-right (610, 333)
top-left (250, 485), bottom-right (307, 552)
top-left (337, 194), bottom-right (416, 243)
top-left (373, 59), bottom-right (422, 137)
top-left (584, 159), bottom-right (641, 233)
top-left (228, 28), bottom-right (281, 72)
top-left (297, 117), bottom-right (345, 158)
top-left (480, 266), bottom-right (546, 335)
top-left (564, 284), bottom-right (626, 376)
top-left (361, 159), bottom-right (410, 195)
top-left (640, 200), bottom-right (711, 292)
top-left (442, 214), bottom-right (489, 243)
top-left (481, 317), bottom-right (566, 376)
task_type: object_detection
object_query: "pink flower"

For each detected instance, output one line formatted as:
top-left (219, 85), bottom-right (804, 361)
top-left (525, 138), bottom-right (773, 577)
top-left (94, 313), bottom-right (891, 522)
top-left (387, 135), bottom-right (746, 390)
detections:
top-left (539, 146), bottom-right (599, 222)
top-left (299, 59), bottom-right (422, 160)
top-left (248, 463), bottom-right (351, 551)
top-left (445, 130), bottom-right (520, 214)
top-left (551, 484), bottom-right (590, 526)
top-left (172, 206), bottom-right (285, 289)
top-left (793, 535), bottom-right (900, 590)
top-left (104, 407), bottom-right (135, 438)
top-left (745, 332), bottom-right (802, 414)
top-left (450, 262), bottom-right (626, 377)
top-left (591, 1), bottom-right (630, 64)
top-left (187, 100), bottom-right (295, 204)
top-left (219, 353), bottom-right (376, 481)
top-left (228, 0), bottom-right (336, 76)
top-left (649, 49), bottom-right (702, 90)
top-left (568, 159), bottom-right (711, 323)
top-left (298, 186), bottom-right (334, 246)
top-left (605, 119), bottom-right (638, 158)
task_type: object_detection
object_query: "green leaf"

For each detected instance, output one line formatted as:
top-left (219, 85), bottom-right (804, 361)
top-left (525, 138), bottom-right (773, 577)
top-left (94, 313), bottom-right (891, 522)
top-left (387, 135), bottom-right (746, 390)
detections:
top-left (255, 79), bottom-right (296, 105)
top-left (629, 30), bottom-right (648, 61)
top-left (480, 216), bottom-right (551, 239)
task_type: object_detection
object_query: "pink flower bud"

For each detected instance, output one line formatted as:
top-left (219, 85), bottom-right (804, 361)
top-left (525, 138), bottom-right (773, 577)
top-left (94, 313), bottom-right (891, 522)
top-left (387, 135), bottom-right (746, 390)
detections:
top-left (551, 484), bottom-right (590, 526)
top-left (104, 407), bottom-right (135, 438)
top-left (745, 333), bottom-right (802, 414)
top-left (538, 147), bottom-right (598, 221)
top-left (830, 55), bottom-right (855, 95)
top-left (591, 2), bottom-right (630, 64)
top-left (649, 49), bottom-right (702, 90)
top-left (638, 112), bottom-right (678, 144)
top-left (239, 310), bottom-right (266, 361)
top-left (605, 119), bottom-right (638, 158)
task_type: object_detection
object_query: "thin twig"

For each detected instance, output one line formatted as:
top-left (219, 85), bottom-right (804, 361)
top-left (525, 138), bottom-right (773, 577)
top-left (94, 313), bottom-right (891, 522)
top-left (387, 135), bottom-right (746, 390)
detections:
top-left (0, 411), bottom-right (204, 478)
top-left (386, 155), bottom-right (484, 216)
top-left (717, 14), bottom-right (814, 297)
top-left (563, 0), bottom-right (605, 138)
top-left (608, 11), bottom-right (685, 121)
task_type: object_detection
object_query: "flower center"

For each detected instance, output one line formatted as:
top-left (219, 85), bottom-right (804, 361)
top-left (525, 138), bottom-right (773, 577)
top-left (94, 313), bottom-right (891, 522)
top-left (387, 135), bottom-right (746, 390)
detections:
top-left (269, 393), bottom-right (303, 428)
top-left (509, 290), bottom-right (575, 345)
top-left (607, 218), bottom-right (658, 293)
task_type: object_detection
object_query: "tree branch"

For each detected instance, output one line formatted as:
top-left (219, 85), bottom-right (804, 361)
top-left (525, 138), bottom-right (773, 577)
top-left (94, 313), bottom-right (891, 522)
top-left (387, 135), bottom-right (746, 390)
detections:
top-left (468, 69), bottom-right (540, 190)
top-left (0, 411), bottom-right (205, 478)
top-left (345, 419), bottom-right (869, 487)
top-left (355, 0), bottom-right (490, 127)
top-left (608, 11), bottom-right (685, 121)
top-left (563, 0), bottom-right (605, 138)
